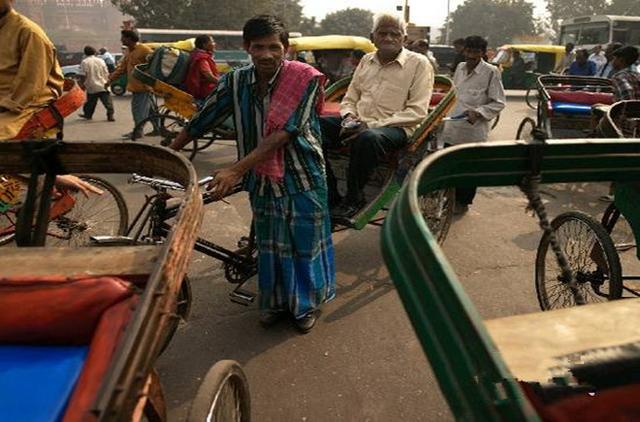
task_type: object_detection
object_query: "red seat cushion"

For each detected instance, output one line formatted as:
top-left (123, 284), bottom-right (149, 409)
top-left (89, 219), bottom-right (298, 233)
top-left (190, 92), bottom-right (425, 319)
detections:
top-left (0, 276), bottom-right (133, 345)
top-left (521, 382), bottom-right (640, 421)
top-left (548, 90), bottom-right (614, 106)
top-left (321, 101), bottom-right (341, 117)
top-left (430, 92), bottom-right (446, 106)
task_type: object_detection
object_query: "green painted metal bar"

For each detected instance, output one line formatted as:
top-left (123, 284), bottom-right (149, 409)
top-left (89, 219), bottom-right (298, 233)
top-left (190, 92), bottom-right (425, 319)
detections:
top-left (381, 139), bottom-right (640, 421)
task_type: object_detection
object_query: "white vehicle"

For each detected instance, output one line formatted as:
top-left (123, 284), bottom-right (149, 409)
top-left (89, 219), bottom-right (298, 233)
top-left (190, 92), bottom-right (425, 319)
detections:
top-left (560, 15), bottom-right (640, 50)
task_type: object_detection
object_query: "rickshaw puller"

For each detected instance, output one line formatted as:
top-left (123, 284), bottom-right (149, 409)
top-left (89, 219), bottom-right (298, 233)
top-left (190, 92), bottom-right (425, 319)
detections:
top-left (170, 15), bottom-right (335, 334)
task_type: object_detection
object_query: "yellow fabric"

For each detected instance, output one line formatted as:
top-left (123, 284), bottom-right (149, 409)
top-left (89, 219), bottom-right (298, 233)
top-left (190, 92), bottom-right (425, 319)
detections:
top-left (0, 9), bottom-right (64, 140)
top-left (110, 43), bottom-right (153, 93)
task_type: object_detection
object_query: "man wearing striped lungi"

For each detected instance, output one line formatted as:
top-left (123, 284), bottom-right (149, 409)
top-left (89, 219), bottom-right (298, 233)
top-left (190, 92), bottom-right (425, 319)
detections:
top-left (171, 15), bottom-right (335, 333)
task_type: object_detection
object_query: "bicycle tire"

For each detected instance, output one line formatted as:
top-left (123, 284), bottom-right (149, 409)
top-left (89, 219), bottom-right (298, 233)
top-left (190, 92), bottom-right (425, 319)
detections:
top-left (158, 276), bottom-right (192, 355)
top-left (418, 188), bottom-right (455, 244)
top-left (516, 117), bottom-right (536, 141)
top-left (525, 87), bottom-right (537, 110)
top-left (0, 209), bottom-right (17, 246)
top-left (187, 360), bottom-right (251, 422)
top-left (535, 211), bottom-right (623, 311)
top-left (132, 114), bottom-right (198, 161)
top-left (46, 175), bottom-right (129, 247)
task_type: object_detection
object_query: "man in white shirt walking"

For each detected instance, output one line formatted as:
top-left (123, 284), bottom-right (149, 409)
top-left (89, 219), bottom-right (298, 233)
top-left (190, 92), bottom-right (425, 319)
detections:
top-left (79, 46), bottom-right (114, 121)
top-left (441, 35), bottom-right (506, 214)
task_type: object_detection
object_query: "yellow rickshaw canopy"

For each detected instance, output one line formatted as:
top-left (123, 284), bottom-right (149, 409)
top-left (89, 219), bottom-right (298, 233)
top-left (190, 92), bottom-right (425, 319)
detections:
top-left (289, 35), bottom-right (376, 53)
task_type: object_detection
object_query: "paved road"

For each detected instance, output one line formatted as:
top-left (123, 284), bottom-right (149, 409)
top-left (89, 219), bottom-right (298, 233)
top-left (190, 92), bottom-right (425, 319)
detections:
top-left (63, 92), bottom-right (618, 421)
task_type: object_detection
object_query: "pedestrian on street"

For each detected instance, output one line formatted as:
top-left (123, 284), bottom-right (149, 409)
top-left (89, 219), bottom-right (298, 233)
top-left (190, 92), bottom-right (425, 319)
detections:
top-left (451, 38), bottom-right (466, 75)
top-left (555, 42), bottom-right (576, 74)
top-left (108, 29), bottom-right (153, 139)
top-left (440, 35), bottom-right (506, 215)
top-left (99, 47), bottom-right (116, 73)
top-left (79, 45), bottom-right (114, 122)
top-left (170, 15), bottom-right (336, 334)
top-left (598, 42), bottom-right (623, 78)
top-left (588, 45), bottom-right (607, 76)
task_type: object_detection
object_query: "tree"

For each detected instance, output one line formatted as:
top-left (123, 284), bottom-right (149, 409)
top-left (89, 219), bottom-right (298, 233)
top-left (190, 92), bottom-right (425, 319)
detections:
top-left (448, 0), bottom-right (537, 46)
top-left (546, 0), bottom-right (608, 31)
top-left (608, 0), bottom-right (640, 15)
top-left (317, 8), bottom-right (374, 38)
top-left (110, 0), bottom-right (304, 31)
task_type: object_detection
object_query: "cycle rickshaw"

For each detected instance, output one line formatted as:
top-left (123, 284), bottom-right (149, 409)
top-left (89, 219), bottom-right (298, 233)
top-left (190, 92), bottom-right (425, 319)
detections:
top-left (0, 141), bottom-right (250, 421)
top-left (382, 137), bottom-right (640, 420)
top-left (516, 75), bottom-right (614, 141)
top-left (531, 100), bottom-right (640, 312)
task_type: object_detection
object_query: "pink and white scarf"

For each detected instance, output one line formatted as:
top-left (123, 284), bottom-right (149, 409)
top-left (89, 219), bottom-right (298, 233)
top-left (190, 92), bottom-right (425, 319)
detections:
top-left (254, 60), bottom-right (325, 182)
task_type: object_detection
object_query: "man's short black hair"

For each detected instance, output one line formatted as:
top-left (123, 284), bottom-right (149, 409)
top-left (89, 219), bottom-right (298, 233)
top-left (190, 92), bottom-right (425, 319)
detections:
top-left (566, 42), bottom-right (575, 50)
top-left (84, 45), bottom-right (96, 56)
top-left (575, 48), bottom-right (589, 59)
top-left (195, 34), bottom-right (212, 49)
top-left (612, 45), bottom-right (640, 66)
top-left (453, 38), bottom-right (465, 46)
top-left (243, 15), bottom-right (288, 46)
top-left (351, 49), bottom-right (366, 60)
top-left (414, 39), bottom-right (429, 49)
top-left (464, 36), bottom-right (487, 53)
top-left (121, 29), bottom-right (140, 43)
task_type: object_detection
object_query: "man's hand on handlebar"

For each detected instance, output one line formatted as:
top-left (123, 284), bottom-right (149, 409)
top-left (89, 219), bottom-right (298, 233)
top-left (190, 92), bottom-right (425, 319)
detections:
top-left (206, 167), bottom-right (242, 201)
top-left (55, 175), bottom-right (104, 197)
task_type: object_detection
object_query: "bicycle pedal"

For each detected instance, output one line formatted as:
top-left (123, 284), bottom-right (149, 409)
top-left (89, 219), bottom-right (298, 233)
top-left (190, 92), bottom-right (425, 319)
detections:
top-left (229, 289), bottom-right (255, 306)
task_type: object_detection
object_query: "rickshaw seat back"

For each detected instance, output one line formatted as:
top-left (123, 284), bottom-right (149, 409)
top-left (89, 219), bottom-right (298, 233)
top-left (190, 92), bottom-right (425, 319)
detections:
top-left (0, 276), bottom-right (133, 344)
top-left (551, 102), bottom-right (593, 116)
top-left (548, 90), bottom-right (613, 106)
top-left (0, 345), bottom-right (88, 422)
top-left (13, 81), bottom-right (86, 140)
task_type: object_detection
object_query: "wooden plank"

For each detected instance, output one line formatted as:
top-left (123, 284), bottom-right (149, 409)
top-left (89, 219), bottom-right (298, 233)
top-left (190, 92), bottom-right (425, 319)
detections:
top-left (0, 246), bottom-right (161, 278)
top-left (486, 299), bottom-right (640, 384)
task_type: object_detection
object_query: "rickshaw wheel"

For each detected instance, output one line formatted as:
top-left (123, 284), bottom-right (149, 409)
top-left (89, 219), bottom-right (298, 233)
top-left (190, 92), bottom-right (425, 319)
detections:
top-left (158, 276), bottom-right (192, 355)
top-left (535, 211), bottom-right (623, 311)
top-left (516, 117), bottom-right (537, 141)
top-left (418, 188), bottom-right (455, 244)
top-left (46, 175), bottom-right (129, 247)
top-left (187, 360), bottom-right (251, 422)
top-left (525, 87), bottom-right (538, 110)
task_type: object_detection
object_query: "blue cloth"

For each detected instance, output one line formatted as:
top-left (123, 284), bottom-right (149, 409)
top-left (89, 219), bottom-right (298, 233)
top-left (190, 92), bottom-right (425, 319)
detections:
top-left (131, 91), bottom-right (152, 128)
top-left (568, 60), bottom-right (597, 76)
top-left (551, 101), bottom-right (593, 115)
top-left (187, 64), bottom-right (327, 198)
top-left (251, 186), bottom-right (335, 318)
top-left (0, 345), bottom-right (88, 422)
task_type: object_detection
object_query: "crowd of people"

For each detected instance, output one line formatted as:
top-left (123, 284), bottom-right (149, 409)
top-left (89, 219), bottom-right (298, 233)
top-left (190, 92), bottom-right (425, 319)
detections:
top-left (3, 0), bottom-right (640, 333)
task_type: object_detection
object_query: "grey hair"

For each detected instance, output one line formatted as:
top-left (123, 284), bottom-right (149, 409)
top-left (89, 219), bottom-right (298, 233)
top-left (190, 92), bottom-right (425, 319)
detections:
top-left (371, 13), bottom-right (407, 35)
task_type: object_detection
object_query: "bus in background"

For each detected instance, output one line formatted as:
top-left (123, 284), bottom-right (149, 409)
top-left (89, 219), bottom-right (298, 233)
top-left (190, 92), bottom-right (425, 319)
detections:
top-left (559, 15), bottom-right (640, 50)
top-left (137, 28), bottom-right (302, 72)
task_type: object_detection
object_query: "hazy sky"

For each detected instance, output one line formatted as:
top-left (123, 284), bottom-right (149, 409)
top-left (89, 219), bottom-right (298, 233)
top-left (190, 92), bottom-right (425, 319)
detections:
top-left (299, 0), bottom-right (548, 28)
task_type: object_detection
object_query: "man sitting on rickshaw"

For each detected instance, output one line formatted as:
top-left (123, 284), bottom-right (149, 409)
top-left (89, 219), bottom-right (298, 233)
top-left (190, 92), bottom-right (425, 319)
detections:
top-left (0, 0), bottom-right (100, 196)
top-left (320, 13), bottom-right (434, 218)
top-left (610, 46), bottom-right (640, 101)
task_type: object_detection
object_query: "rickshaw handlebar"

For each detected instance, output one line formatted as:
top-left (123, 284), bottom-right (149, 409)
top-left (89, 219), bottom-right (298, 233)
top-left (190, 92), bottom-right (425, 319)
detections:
top-left (129, 173), bottom-right (214, 192)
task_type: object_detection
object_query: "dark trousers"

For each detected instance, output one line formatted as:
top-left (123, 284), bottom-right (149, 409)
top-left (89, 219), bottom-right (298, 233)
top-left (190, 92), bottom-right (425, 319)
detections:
top-left (83, 91), bottom-right (114, 119)
top-left (444, 143), bottom-right (476, 205)
top-left (320, 116), bottom-right (408, 203)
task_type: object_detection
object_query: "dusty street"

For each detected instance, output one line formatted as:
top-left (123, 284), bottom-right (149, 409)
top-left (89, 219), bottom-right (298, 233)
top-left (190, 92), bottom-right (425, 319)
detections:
top-left (61, 91), bottom-right (622, 421)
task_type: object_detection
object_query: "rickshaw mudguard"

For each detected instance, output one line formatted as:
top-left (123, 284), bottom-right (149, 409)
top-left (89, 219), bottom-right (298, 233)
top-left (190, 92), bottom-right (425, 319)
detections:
top-left (381, 139), bottom-right (640, 421)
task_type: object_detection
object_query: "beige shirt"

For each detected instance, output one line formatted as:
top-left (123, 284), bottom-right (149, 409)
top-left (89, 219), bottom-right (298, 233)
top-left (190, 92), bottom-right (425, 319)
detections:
top-left (0, 9), bottom-right (64, 139)
top-left (340, 48), bottom-right (434, 137)
top-left (440, 60), bottom-right (506, 145)
top-left (81, 56), bottom-right (109, 94)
